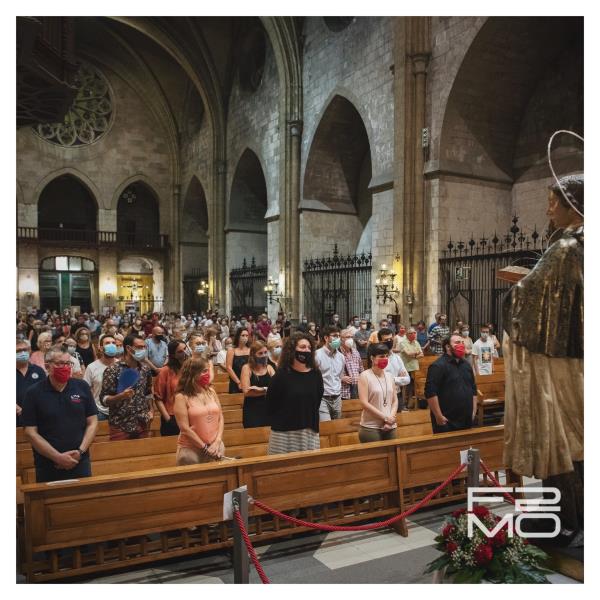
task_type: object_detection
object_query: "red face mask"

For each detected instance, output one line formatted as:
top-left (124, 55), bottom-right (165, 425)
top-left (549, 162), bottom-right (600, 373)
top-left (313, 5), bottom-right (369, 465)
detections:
top-left (452, 344), bottom-right (466, 359)
top-left (375, 358), bottom-right (389, 369)
top-left (197, 372), bottom-right (211, 388)
top-left (52, 365), bottom-right (71, 384)
top-left (407, 333), bottom-right (417, 342)
top-left (399, 328), bottom-right (406, 336)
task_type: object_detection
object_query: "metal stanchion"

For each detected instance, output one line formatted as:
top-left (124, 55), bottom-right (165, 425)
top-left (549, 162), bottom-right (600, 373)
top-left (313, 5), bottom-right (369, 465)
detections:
top-left (232, 486), bottom-right (249, 584)
top-left (467, 448), bottom-right (480, 507)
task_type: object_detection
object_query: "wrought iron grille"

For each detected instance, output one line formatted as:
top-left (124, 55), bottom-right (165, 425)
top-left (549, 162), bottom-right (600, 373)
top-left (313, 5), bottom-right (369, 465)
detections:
top-left (439, 216), bottom-right (551, 336)
top-left (302, 244), bottom-right (372, 327)
top-left (229, 257), bottom-right (267, 318)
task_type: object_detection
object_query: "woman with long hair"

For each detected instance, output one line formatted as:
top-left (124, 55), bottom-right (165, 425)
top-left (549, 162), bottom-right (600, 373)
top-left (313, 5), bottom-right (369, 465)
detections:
top-left (266, 337), bottom-right (282, 370)
top-left (240, 341), bottom-right (274, 428)
top-left (74, 327), bottom-right (97, 367)
top-left (154, 340), bottom-right (188, 436)
top-left (266, 332), bottom-right (323, 454)
top-left (173, 356), bottom-right (225, 465)
top-left (225, 326), bottom-right (250, 393)
top-left (357, 343), bottom-right (398, 443)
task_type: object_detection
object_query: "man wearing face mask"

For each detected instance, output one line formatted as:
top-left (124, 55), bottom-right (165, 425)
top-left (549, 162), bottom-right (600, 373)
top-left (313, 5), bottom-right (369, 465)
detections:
top-left (16, 338), bottom-right (46, 426)
top-left (425, 334), bottom-right (478, 433)
top-left (146, 326), bottom-right (169, 369)
top-left (296, 315), bottom-right (309, 333)
top-left (354, 319), bottom-right (371, 360)
top-left (84, 334), bottom-right (118, 421)
top-left (22, 346), bottom-right (98, 482)
top-left (340, 328), bottom-right (363, 400)
top-left (399, 327), bottom-right (424, 409)
top-left (428, 313), bottom-right (450, 355)
top-left (100, 334), bottom-right (155, 440)
top-left (377, 328), bottom-right (411, 410)
top-left (472, 326), bottom-right (495, 375)
top-left (314, 326), bottom-right (346, 421)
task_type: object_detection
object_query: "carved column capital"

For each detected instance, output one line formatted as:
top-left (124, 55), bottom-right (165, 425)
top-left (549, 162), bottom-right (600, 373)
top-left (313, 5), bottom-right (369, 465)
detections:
top-left (288, 119), bottom-right (303, 137)
top-left (410, 53), bottom-right (430, 76)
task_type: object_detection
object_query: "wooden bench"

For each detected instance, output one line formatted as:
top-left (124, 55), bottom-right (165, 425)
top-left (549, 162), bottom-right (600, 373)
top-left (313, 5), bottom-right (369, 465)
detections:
top-left (475, 371), bottom-right (505, 426)
top-left (16, 415), bottom-right (162, 452)
top-left (20, 425), bottom-right (510, 582)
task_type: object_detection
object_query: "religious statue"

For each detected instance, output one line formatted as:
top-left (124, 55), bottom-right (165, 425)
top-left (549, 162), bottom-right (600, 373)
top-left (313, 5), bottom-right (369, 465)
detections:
top-left (502, 172), bottom-right (583, 546)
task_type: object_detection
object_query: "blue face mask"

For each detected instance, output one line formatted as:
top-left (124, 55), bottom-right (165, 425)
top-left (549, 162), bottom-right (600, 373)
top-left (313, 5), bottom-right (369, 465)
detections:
top-left (329, 338), bottom-right (341, 350)
top-left (273, 347), bottom-right (282, 357)
top-left (133, 348), bottom-right (147, 362)
top-left (16, 351), bottom-right (29, 362)
top-left (195, 344), bottom-right (207, 353)
top-left (103, 343), bottom-right (117, 357)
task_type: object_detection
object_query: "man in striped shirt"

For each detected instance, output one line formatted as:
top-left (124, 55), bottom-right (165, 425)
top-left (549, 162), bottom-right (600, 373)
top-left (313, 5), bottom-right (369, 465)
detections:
top-left (340, 328), bottom-right (363, 399)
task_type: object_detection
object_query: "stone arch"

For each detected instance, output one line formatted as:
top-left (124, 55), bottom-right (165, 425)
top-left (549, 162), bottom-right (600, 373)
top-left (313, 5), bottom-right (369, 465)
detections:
top-left (302, 94), bottom-right (373, 222)
top-left (33, 167), bottom-right (101, 209)
top-left (38, 173), bottom-right (99, 234)
top-left (228, 148), bottom-right (268, 229)
top-left (439, 16), bottom-right (583, 184)
top-left (182, 175), bottom-right (209, 236)
top-left (111, 174), bottom-right (163, 212)
top-left (116, 180), bottom-right (161, 246)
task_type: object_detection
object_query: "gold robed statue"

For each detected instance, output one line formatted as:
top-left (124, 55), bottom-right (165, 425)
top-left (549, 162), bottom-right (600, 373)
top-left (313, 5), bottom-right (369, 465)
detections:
top-left (502, 172), bottom-right (583, 546)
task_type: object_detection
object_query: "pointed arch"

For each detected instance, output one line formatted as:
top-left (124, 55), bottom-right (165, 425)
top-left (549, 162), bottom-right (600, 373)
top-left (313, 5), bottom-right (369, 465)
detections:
top-left (228, 148), bottom-right (268, 230)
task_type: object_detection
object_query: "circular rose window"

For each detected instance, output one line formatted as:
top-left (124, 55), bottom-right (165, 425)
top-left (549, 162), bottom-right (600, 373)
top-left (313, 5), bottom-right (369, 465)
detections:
top-left (33, 62), bottom-right (113, 147)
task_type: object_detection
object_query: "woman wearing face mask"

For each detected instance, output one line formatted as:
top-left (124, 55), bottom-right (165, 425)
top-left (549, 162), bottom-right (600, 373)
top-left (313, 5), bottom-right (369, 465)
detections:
top-left (130, 317), bottom-right (144, 336)
top-left (64, 337), bottom-right (86, 379)
top-left (340, 328), bottom-right (363, 399)
top-left (266, 337), bottom-right (283, 370)
top-left (215, 337), bottom-right (232, 373)
top-left (357, 344), bottom-right (398, 443)
top-left (205, 328), bottom-right (222, 364)
top-left (174, 357), bottom-right (225, 465)
top-left (459, 325), bottom-right (474, 366)
top-left (240, 341), bottom-right (275, 428)
top-left (226, 327), bottom-right (250, 393)
top-left (392, 325), bottom-right (407, 354)
top-left (29, 331), bottom-right (52, 372)
top-left (75, 327), bottom-right (97, 367)
top-left (266, 333), bottom-right (323, 454)
top-left (267, 323), bottom-right (282, 344)
top-left (154, 340), bottom-right (188, 436)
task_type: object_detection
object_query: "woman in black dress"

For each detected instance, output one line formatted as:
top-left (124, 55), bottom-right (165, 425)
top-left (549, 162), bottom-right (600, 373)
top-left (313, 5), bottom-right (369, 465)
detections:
top-left (240, 341), bottom-right (274, 428)
top-left (74, 327), bottom-right (97, 367)
top-left (225, 326), bottom-right (250, 393)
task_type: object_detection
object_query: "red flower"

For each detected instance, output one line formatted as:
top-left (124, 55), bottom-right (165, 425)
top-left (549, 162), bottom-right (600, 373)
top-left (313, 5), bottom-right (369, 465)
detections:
top-left (442, 523), bottom-right (456, 538)
top-left (452, 508), bottom-right (467, 519)
top-left (474, 543), bottom-right (494, 566)
top-left (472, 505), bottom-right (490, 518)
top-left (446, 541), bottom-right (458, 554)
top-left (492, 529), bottom-right (507, 547)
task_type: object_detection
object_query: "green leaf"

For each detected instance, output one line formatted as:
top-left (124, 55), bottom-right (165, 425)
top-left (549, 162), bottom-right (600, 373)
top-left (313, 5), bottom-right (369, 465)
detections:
top-left (452, 568), bottom-right (486, 583)
top-left (424, 555), bottom-right (450, 574)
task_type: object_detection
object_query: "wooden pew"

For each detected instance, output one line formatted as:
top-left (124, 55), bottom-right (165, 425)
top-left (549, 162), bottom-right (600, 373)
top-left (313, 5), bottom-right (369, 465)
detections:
top-left (16, 415), bottom-right (162, 452)
top-left (21, 425), bottom-right (508, 582)
top-left (475, 371), bottom-right (505, 426)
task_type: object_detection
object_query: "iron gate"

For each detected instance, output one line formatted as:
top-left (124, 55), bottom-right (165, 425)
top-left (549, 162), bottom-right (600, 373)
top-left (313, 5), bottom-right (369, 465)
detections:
top-left (302, 244), bottom-right (372, 327)
top-left (439, 216), bottom-right (550, 335)
top-left (229, 257), bottom-right (267, 318)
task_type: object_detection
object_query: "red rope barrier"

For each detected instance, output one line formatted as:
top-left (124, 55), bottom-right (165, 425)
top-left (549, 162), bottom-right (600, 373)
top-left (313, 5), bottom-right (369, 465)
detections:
top-left (252, 462), bottom-right (467, 532)
top-left (479, 460), bottom-right (516, 505)
top-left (233, 509), bottom-right (271, 584)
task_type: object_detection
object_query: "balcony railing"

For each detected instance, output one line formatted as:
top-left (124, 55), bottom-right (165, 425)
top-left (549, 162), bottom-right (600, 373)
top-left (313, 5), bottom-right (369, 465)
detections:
top-left (17, 227), bottom-right (169, 250)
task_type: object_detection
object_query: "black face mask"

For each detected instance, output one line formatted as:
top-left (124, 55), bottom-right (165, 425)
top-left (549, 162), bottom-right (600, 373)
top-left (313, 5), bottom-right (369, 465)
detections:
top-left (295, 350), bottom-right (311, 364)
top-left (383, 340), bottom-right (393, 350)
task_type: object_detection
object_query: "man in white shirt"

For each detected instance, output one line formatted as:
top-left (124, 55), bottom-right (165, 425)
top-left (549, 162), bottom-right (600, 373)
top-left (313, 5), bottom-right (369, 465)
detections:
top-left (83, 334), bottom-right (118, 420)
top-left (472, 326), bottom-right (495, 375)
top-left (315, 325), bottom-right (347, 421)
top-left (378, 328), bottom-right (411, 410)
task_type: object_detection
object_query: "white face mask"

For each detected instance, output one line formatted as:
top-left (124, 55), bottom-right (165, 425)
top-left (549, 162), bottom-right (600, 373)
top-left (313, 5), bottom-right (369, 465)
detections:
top-left (344, 338), bottom-right (354, 349)
top-left (480, 332), bottom-right (489, 341)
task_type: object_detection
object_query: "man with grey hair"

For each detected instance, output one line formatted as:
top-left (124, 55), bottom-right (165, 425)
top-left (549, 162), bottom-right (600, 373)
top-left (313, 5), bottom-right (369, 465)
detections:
top-left (16, 338), bottom-right (46, 426)
top-left (22, 345), bottom-right (98, 482)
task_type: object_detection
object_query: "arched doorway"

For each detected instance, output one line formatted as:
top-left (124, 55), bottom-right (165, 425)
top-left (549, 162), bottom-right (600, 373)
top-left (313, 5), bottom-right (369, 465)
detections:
top-left (302, 95), bottom-right (373, 325)
top-left (227, 149), bottom-right (268, 316)
top-left (39, 255), bottom-right (97, 313)
top-left (117, 256), bottom-right (164, 314)
top-left (117, 182), bottom-right (160, 248)
top-left (181, 176), bottom-right (209, 313)
top-left (38, 175), bottom-right (98, 242)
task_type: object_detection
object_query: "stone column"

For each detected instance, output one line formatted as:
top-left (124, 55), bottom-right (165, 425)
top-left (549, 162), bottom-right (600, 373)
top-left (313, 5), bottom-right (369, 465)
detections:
top-left (170, 183), bottom-right (181, 312)
top-left (213, 159), bottom-right (227, 313)
top-left (286, 120), bottom-right (302, 320)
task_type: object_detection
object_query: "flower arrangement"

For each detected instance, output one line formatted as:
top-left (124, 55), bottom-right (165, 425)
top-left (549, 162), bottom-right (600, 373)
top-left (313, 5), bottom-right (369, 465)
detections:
top-left (424, 506), bottom-right (552, 583)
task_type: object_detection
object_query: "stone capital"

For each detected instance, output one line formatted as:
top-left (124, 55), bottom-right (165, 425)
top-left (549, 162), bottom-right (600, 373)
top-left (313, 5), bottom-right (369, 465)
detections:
top-left (410, 53), bottom-right (430, 76)
top-left (287, 119), bottom-right (303, 137)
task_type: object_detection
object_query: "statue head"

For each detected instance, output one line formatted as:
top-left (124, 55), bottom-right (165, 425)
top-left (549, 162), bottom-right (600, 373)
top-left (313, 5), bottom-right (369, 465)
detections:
top-left (547, 174), bottom-right (584, 229)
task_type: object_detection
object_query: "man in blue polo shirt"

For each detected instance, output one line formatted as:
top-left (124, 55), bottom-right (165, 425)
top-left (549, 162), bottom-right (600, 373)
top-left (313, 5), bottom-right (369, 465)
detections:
top-left (22, 346), bottom-right (98, 483)
top-left (16, 338), bottom-right (46, 427)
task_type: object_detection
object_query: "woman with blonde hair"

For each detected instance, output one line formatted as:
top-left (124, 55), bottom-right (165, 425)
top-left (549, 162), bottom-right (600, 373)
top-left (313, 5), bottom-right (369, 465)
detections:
top-left (29, 331), bottom-right (52, 372)
top-left (266, 337), bottom-right (282, 370)
top-left (240, 340), bottom-right (274, 428)
top-left (174, 356), bottom-right (225, 465)
top-left (74, 327), bottom-right (97, 367)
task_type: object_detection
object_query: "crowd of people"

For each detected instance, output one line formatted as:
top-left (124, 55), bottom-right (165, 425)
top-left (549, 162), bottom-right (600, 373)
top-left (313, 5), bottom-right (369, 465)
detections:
top-left (16, 306), bottom-right (501, 483)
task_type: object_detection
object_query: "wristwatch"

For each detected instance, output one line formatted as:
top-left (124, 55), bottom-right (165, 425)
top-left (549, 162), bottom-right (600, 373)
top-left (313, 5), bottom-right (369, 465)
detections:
top-left (77, 448), bottom-right (84, 457)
